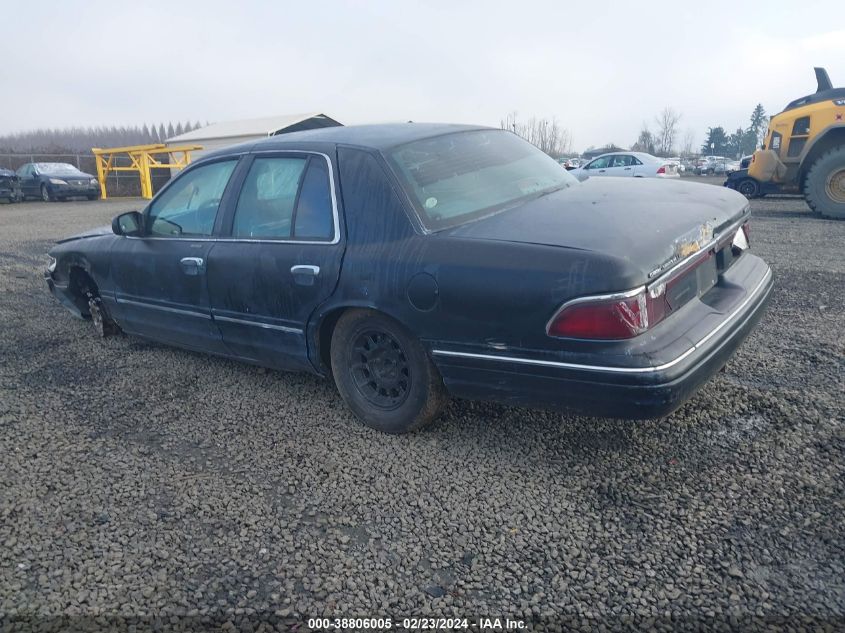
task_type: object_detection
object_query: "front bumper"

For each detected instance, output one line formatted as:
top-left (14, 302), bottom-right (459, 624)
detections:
top-left (432, 253), bottom-right (773, 419)
top-left (45, 270), bottom-right (87, 318)
top-left (48, 184), bottom-right (99, 198)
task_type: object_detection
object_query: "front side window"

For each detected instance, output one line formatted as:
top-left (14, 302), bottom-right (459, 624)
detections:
top-left (388, 130), bottom-right (576, 230)
top-left (148, 160), bottom-right (237, 237)
top-left (587, 156), bottom-right (611, 169)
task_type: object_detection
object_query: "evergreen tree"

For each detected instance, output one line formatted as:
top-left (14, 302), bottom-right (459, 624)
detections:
top-left (748, 104), bottom-right (767, 149)
top-left (701, 127), bottom-right (730, 155)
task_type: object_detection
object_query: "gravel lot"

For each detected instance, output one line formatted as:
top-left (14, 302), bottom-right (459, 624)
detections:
top-left (1, 181), bottom-right (843, 632)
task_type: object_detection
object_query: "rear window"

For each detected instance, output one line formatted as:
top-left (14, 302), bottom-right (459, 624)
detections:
top-left (387, 130), bottom-right (576, 230)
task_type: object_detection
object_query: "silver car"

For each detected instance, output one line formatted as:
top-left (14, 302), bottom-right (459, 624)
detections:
top-left (569, 152), bottom-right (680, 181)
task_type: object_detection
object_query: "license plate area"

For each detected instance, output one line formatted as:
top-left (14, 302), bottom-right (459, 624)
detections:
top-left (666, 253), bottom-right (718, 310)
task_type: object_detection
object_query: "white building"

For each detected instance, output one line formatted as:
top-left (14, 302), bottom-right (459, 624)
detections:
top-left (166, 113), bottom-right (342, 160)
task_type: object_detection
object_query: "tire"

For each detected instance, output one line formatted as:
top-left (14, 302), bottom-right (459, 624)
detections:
top-left (41, 184), bottom-right (51, 202)
top-left (803, 146), bottom-right (845, 219)
top-left (737, 178), bottom-right (759, 198)
top-left (330, 309), bottom-right (447, 434)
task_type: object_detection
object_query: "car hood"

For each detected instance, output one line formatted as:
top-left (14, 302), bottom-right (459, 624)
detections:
top-left (43, 171), bottom-right (95, 180)
top-left (443, 178), bottom-right (749, 280)
top-left (57, 225), bottom-right (113, 243)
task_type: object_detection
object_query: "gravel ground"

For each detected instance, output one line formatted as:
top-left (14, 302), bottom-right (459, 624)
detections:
top-left (0, 184), bottom-right (843, 632)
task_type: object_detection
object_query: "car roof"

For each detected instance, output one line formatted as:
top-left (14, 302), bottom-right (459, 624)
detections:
top-left (253, 122), bottom-right (491, 151)
top-left (591, 151), bottom-right (659, 161)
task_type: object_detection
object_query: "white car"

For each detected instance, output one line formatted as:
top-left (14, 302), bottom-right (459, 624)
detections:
top-left (569, 152), bottom-right (680, 181)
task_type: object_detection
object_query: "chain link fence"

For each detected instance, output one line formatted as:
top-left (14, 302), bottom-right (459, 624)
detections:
top-left (0, 152), bottom-right (145, 197)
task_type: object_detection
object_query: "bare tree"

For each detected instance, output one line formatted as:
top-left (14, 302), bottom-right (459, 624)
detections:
top-left (631, 122), bottom-right (655, 154)
top-left (655, 107), bottom-right (682, 156)
top-left (681, 128), bottom-right (695, 157)
top-left (501, 112), bottom-right (573, 157)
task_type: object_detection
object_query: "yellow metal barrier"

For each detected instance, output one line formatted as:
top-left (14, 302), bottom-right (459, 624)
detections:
top-left (91, 143), bottom-right (203, 199)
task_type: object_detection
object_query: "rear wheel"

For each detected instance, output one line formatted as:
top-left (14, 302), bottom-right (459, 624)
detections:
top-left (737, 178), bottom-right (759, 198)
top-left (330, 309), bottom-right (447, 434)
top-left (803, 146), bottom-right (845, 219)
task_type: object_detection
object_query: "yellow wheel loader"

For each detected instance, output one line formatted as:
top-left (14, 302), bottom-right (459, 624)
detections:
top-left (749, 67), bottom-right (845, 219)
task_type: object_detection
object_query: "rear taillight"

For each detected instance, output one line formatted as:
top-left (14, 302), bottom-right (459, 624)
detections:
top-left (732, 221), bottom-right (750, 253)
top-left (547, 285), bottom-right (667, 340)
top-left (657, 166), bottom-right (666, 174)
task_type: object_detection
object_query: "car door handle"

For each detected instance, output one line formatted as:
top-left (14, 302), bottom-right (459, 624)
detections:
top-left (291, 265), bottom-right (320, 276)
top-left (598, 169), bottom-right (606, 173)
top-left (624, 167), bottom-right (631, 170)
top-left (291, 265), bottom-right (320, 286)
top-left (180, 257), bottom-right (205, 276)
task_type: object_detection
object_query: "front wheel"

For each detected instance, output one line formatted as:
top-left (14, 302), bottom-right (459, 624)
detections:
top-left (87, 294), bottom-right (119, 337)
top-left (330, 310), bottom-right (447, 434)
top-left (41, 184), bottom-right (51, 202)
top-left (803, 146), bottom-right (845, 219)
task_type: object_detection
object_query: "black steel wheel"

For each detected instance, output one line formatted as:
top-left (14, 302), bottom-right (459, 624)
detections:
top-left (350, 330), bottom-right (410, 409)
top-left (737, 178), bottom-right (759, 198)
top-left (331, 309), bottom-right (447, 433)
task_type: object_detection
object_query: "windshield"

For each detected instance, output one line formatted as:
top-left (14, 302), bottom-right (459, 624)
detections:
top-left (388, 129), bottom-right (577, 230)
top-left (34, 163), bottom-right (82, 175)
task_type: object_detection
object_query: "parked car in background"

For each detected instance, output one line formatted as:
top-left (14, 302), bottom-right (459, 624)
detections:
top-left (725, 160), bottom-right (741, 174)
top-left (665, 157), bottom-right (685, 173)
top-left (0, 168), bottom-right (23, 203)
top-left (696, 156), bottom-right (732, 175)
top-left (17, 163), bottom-right (100, 202)
top-left (563, 157), bottom-right (582, 170)
top-left (568, 152), bottom-right (680, 181)
top-left (44, 123), bottom-right (771, 434)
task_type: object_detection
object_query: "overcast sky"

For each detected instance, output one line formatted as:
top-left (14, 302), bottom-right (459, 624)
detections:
top-left (1, 1), bottom-right (843, 151)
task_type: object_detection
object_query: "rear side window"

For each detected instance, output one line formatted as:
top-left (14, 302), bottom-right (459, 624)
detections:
top-left (293, 158), bottom-right (334, 239)
top-left (231, 155), bottom-right (335, 241)
top-left (232, 157), bottom-right (306, 238)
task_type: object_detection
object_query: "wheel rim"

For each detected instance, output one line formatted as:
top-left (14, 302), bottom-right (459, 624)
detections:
top-left (825, 167), bottom-right (845, 204)
top-left (41, 186), bottom-right (49, 201)
top-left (88, 297), bottom-right (105, 337)
top-left (739, 181), bottom-right (756, 197)
top-left (350, 330), bottom-right (410, 409)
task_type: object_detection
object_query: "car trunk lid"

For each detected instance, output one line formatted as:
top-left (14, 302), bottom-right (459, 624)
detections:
top-left (443, 178), bottom-right (748, 282)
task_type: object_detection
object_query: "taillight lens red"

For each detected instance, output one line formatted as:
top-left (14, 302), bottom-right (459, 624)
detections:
top-left (657, 166), bottom-right (666, 174)
top-left (547, 286), bottom-right (667, 340)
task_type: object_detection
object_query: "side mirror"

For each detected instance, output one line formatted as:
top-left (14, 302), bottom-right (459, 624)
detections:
top-left (112, 211), bottom-right (143, 237)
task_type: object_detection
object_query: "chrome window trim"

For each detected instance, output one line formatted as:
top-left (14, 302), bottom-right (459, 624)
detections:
top-left (127, 151), bottom-right (341, 246)
top-left (212, 314), bottom-right (303, 334)
top-left (115, 297), bottom-right (211, 320)
top-left (436, 267), bottom-right (771, 375)
top-left (544, 214), bottom-right (749, 337)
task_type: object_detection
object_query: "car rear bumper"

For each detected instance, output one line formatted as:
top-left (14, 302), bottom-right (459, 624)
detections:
top-left (431, 254), bottom-right (773, 419)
